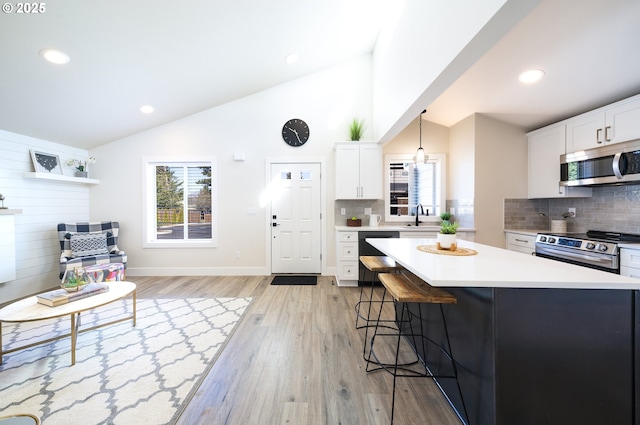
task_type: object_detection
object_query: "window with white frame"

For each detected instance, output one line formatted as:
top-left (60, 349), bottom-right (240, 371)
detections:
top-left (384, 153), bottom-right (446, 223)
top-left (143, 158), bottom-right (217, 247)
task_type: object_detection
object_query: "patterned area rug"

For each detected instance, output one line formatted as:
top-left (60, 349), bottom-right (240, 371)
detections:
top-left (0, 297), bottom-right (252, 425)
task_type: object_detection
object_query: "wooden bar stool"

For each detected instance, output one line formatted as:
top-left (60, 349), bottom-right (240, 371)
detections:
top-left (356, 256), bottom-right (403, 360)
top-left (368, 272), bottom-right (469, 425)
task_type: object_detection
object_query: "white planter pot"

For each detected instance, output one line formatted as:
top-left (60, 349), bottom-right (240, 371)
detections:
top-left (437, 233), bottom-right (457, 250)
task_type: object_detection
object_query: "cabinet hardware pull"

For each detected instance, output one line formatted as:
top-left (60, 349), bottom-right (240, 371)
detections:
top-left (596, 128), bottom-right (603, 144)
top-left (605, 126), bottom-right (611, 141)
top-left (515, 239), bottom-right (529, 243)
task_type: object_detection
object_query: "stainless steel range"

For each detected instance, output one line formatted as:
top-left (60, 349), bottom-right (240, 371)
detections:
top-left (535, 230), bottom-right (640, 274)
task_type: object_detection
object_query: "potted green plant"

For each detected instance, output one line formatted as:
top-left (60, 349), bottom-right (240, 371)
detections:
top-left (61, 268), bottom-right (89, 292)
top-left (437, 212), bottom-right (459, 250)
top-left (348, 117), bottom-right (365, 141)
top-left (66, 156), bottom-right (96, 178)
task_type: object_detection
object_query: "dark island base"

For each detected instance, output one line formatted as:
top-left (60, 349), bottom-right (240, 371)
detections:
top-left (399, 287), bottom-right (639, 425)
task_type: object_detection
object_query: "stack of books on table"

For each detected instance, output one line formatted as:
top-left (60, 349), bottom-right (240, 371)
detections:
top-left (37, 283), bottom-right (109, 307)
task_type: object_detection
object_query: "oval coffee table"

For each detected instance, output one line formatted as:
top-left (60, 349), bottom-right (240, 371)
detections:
top-left (0, 281), bottom-right (136, 366)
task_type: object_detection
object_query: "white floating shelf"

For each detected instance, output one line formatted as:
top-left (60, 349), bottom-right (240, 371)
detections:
top-left (23, 172), bottom-right (100, 185)
top-left (0, 209), bottom-right (22, 215)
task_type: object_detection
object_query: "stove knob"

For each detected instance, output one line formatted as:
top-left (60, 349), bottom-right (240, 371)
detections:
top-left (548, 237), bottom-right (556, 243)
top-left (539, 236), bottom-right (547, 242)
top-left (596, 244), bottom-right (608, 252)
top-left (586, 243), bottom-right (596, 250)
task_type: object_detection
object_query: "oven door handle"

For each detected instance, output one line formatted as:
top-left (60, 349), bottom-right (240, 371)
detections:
top-left (537, 246), bottom-right (612, 264)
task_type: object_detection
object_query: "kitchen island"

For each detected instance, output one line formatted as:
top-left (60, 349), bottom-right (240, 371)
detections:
top-left (366, 237), bottom-right (640, 425)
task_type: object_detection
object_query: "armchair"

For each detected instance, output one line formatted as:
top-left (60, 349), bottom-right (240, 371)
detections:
top-left (57, 221), bottom-right (127, 279)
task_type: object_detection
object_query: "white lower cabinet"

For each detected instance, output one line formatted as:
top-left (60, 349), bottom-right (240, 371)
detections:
top-left (620, 248), bottom-right (640, 279)
top-left (336, 231), bottom-right (358, 286)
top-left (505, 231), bottom-right (537, 255)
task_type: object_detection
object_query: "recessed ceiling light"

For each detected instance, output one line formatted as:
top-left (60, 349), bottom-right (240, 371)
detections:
top-left (285, 53), bottom-right (299, 65)
top-left (518, 69), bottom-right (545, 84)
top-left (39, 48), bottom-right (70, 65)
top-left (140, 105), bottom-right (154, 114)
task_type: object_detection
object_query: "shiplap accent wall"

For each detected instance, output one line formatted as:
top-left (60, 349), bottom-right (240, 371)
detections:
top-left (0, 129), bottom-right (91, 304)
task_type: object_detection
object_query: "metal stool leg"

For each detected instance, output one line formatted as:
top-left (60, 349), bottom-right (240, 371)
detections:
top-left (360, 268), bottom-right (400, 363)
top-left (355, 267), bottom-right (369, 329)
top-left (366, 287), bottom-right (388, 372)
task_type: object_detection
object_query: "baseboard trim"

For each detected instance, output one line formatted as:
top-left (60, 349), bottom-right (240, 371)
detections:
top-left (127, 266), bottom-right (338, 278)
top-left (127, 267), bottom-right (269, 276)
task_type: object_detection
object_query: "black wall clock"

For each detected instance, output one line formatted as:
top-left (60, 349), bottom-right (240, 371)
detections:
top-left (282, 119), bottom-right (310, 147)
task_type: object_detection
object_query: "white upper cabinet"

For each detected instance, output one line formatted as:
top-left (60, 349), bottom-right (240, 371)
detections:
top-left (527, 124), bottom-right (592, 198)
top-left (565, 110), bottom-right (604, 152)
top-left (566, 94), bottom-right (640, 152)
top-left (335, 142), bottom-right (382, 199)
top-left (605, 97), bottom-right (640, 144)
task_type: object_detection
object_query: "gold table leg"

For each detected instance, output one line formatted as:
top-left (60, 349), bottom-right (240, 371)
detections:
top-left (70, 313), bottom-right (77, 366)
top-left (132, 290), bottom-right (137, 326)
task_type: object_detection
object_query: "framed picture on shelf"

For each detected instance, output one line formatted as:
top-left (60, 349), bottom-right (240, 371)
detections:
top-left (30, 149), bottom-right (63, 174)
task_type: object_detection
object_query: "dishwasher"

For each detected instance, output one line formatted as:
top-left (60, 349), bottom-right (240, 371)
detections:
top-left (358, 231), bottom-right (399, 285)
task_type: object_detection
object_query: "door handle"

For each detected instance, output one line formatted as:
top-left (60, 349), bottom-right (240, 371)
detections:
top-left (272, 223), bottom-right (279, 227)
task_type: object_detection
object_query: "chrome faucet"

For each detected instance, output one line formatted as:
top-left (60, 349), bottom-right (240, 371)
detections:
top-left (415, 204), bottom-right (425, 226)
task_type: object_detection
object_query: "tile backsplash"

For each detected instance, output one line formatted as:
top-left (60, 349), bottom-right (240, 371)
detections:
top-left (334, 199), bottom-right (472, 227)
top-left (505, 185), bottom-right (640, 233)
top-left (335, 199), bottom-right (385, 225)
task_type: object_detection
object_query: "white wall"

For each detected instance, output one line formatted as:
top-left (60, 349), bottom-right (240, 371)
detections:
top-left (449, 115), bottom-right (476, 202)
top-left (372, 0), bottom-right (539, 144)
top-left (0, 130), bottom-right (92, 303)
top-left (447, 114), bottom-right (528, 246)
top-left (90, 55), bottom-right (373, 276)
top-left (475, 114), bottom-right (528, 247)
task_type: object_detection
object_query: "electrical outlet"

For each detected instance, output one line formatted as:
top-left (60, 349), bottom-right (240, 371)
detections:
top-left (235, 250), bottom-right (240, 259)
top-left (450, 207), bottom-right (456, 215)
top-left (340, 208), bottom-right (346, 215)
top-left (568, 207), bottom-right (576, 218)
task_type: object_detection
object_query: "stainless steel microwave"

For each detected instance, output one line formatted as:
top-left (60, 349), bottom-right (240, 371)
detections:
top-left (560, 139), bottom-right (640, 186)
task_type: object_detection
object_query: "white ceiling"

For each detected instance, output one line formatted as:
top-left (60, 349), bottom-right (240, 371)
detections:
top-left (1, 0), bottom-right (639, 150)
top-left (428, 0), bottom-right (640, 130)
top-left (0, 0), bottom-right (389, 149)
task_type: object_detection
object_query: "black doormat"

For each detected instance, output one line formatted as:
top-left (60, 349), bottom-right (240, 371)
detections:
top-left (270, 275), bottom-right (317, 286)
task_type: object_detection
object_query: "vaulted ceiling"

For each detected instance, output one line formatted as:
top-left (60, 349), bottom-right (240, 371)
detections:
top-left (1, 0), bottom-right (639, 150)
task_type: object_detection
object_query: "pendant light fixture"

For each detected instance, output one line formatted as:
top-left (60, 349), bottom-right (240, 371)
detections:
top-left (415, 109), bottom-right (428, 166)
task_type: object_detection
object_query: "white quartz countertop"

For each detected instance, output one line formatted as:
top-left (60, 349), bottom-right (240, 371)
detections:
top-left (336, 225), bottom-right (475, 232)
top-left (503, 229), bottom-right (640, 249)
top-left (504, 229), bottom-right (545, 236)
top-left (366, 237), bottom-right (640, 290)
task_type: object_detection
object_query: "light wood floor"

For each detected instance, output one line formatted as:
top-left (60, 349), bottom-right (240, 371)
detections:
top-left (133, 275), bottom-right (462, 425)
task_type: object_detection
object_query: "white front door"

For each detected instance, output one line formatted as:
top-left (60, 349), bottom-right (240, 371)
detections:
top-left (271, 162), bottom-right (321, 274)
